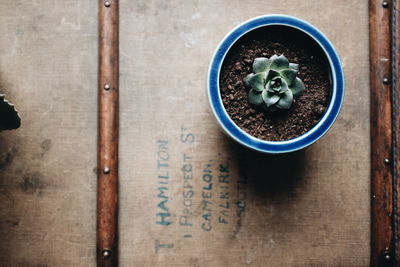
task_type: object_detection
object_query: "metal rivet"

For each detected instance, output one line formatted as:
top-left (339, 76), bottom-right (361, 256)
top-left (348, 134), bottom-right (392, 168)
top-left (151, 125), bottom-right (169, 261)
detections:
top-left (383, 77), bottom-right (389, 84)
top-left (384, 158), bottom-right (390, 165)
top-left (104, 84), bottom-right (111, 90)
top-left (383, 250), bottom-right (391, 261)
top-left (102, 249), bottom-right (112, 259)
top-left (382, 1), bottom-right (389, 8)
top-left (104, 1), bottom-right (111, 7)
top-left (103, 167), bottom-right (111, 174)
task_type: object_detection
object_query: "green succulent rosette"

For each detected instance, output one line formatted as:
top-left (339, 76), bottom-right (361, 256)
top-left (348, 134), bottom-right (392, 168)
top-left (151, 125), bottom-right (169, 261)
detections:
top-left (244, 54), bottom-right (305, 111)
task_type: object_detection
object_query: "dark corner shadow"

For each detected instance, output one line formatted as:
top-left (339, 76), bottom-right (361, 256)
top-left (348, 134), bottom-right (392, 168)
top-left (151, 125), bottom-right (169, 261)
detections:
top-left (0, 72), bottom-right (21, 131)
top-left (0, 75), bottom-right (22, 259)
top-left (227, 139), bottom-right (307, 200)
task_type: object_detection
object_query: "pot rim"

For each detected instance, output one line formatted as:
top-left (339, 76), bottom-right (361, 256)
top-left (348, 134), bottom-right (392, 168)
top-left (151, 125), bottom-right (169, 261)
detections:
top-left (207, 14), bottom-right (345, 154)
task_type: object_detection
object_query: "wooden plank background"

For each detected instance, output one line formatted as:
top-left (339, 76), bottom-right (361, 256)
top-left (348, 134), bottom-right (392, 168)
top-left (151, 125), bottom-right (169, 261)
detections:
top-left (370, 0), bottom-right (400, 265)
top-left (0, 0), bottom-right (370, 266)
top-left (370, 0), bottom-right (395, 265)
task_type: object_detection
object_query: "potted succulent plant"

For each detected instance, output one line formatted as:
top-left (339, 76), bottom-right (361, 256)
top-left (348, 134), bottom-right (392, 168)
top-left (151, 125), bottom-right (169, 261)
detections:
top-left (0, 94), bottom-right (20, 131)
top-left (244, 54), bottom-right (304, 112)
top-left (207, 15), bottom-right (344, 153)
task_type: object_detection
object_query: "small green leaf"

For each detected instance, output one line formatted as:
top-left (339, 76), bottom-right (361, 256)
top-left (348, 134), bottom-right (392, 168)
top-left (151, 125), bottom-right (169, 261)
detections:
top-left (280, 68), bottom-right (298, 86)
top-left (278, 78), bottom-right (289, 94)
top-left (249, 89), bottom-right (264, 106)
top-left (270, 55), bottom-right (289, 71)
top-left (289, 63), bottom-right (299, 71)
top-left (249, 72), bottom-right (266, 92)
top-left (267, 77), bottom-right (288, 94)
top-left (289, 77), bottom-right (305, 96)
top-left (276, 89), bottom-right (293, 109)
top-left (262, 90), bottom-right (280, 107)
top-left (244, 73), bottom-right (254, 87)
top-left (272, 83), bottom-right (281, 93)
top-left (253, 57), bottom-right (271, 73)
top-left (266, 80), bottom-right (276, 93)
top-left (266, 69), bottom-right (280, 81)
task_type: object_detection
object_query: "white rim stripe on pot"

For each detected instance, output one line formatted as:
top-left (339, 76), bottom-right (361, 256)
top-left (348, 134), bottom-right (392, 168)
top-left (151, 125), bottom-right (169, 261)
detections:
top-left (207, 15), bottom-right (345, 154)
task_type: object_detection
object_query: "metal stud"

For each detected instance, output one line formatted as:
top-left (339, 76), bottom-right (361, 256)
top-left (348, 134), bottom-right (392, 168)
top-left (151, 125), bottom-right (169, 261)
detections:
top-left (383, 250), bottom-right (391, 261)
top-left (104, 84), bottom-right (111, 91)
top-left (383, 77), bottom-right (389, 84)
top-left (384, 158), bottom-right (390, 165)
top-left (104, 1), bottom-right (111, 7)
top-left (382, 1), bottom-right (389, 8)
top-left (102, 249), bottom-right (112, 259)
top-left (103, 167), bottom-right (111, 174)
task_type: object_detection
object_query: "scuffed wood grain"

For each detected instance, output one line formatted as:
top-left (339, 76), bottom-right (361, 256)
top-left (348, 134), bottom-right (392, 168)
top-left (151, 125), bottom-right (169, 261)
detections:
top-left (369, 0), bottom-right (400, 264)
top-left (98, 0), bottom-right (119, 266)
top-left (392, 0), bottom-right (400, 264)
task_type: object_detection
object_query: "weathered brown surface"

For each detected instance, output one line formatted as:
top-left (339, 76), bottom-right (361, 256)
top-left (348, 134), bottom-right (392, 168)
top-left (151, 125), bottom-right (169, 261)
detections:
top-left (98, 0), bottom-right (119, 266)
top-left (370, 0), bottom-right (394, 266)
top-left (394, 0), bottom-right (400, 264)
top-left (369, 0), bottom-right (400, 266)
top-left (0, 0), bottom-right (370, 266)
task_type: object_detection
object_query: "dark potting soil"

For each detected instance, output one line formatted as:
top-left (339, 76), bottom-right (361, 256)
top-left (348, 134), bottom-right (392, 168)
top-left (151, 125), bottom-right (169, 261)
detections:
top-left (220, 26), bottom-right (331, 141)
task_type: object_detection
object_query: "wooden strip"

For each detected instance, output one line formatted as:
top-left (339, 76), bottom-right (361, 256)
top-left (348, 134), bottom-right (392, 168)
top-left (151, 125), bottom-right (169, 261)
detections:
top-left (97, 0), bottom-right (119, 266)
top-left (393, 0), bottom-right (400, 263)
top-left (370, 0), bottom-right (394, 266)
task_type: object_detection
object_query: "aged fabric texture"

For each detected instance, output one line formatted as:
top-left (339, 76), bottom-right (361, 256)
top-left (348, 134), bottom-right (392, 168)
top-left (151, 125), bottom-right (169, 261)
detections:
top-left (0, 0), bottom-right (369, 266)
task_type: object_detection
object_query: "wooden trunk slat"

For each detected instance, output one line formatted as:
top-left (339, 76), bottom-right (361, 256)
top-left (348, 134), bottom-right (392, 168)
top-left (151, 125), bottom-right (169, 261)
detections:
top-left (370, 0), bottom-right (397, 265)
top-left (97, 0), bottom-right (119, 266)
top-left (393, 0), bottom-right (400, 263)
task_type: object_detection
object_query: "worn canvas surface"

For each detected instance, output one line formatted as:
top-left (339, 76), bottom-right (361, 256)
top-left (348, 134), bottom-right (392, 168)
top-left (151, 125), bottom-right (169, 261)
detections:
top-left (0, 0), bottom-right (370, 266)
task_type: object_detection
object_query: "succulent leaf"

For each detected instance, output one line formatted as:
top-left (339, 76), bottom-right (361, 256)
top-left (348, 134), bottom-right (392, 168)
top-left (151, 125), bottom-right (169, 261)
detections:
top-left (262, 90), bottom-right (280, 107)
top-left (248, 72), bottom-right (266, 92)
top-left (280, 68), bottom-right (298, 86)
top-left (267, 77), bottom-right (289, 94)
top-left (266, 81), bottom-right (274, 93)
top-left (269, 78), bottom-right (280, 92)
top-left (278, 78), bottom-right (289, 94)
top-left (252, 57), bottom-right (271, 73)
top-left (243, 54), bottom-right (305, 111)
top-left (276, 89), bottom-right (293, 109)
top-left (244, 73), bottom-right (254, 87)
top-left (249, 89), bottom-right (264, 105)
top-left (266, 69), bottom-right (280, 81)
top-left (289, 63), bottom-right (299, 71)
top-left (290, 77), bottom-right (305, 97)
top-left (270, 55), bottom-right (289, 71)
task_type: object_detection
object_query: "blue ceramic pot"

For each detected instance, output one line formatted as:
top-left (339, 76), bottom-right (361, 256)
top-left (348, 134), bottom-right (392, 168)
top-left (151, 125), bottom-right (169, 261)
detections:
top-left (207, 15), bottom-right (344, 154)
